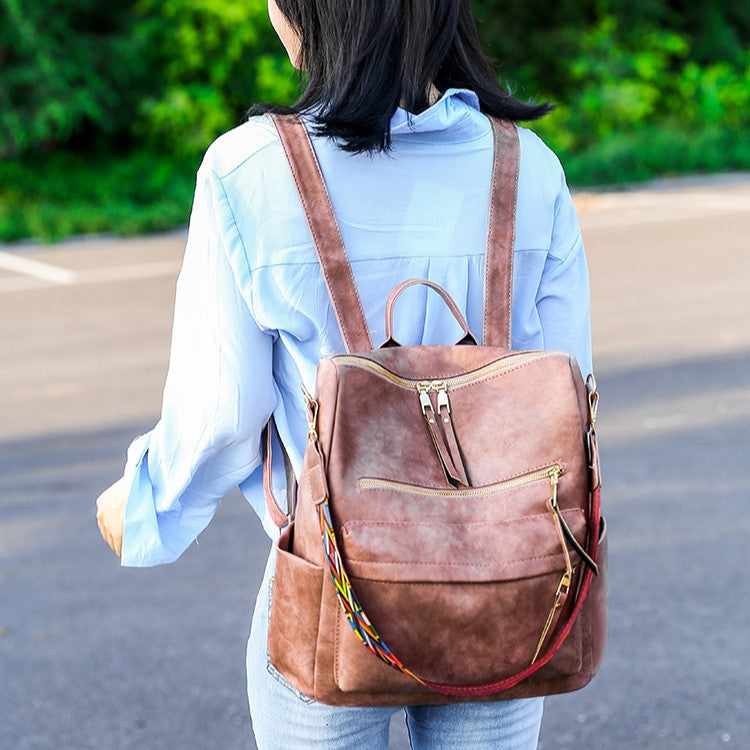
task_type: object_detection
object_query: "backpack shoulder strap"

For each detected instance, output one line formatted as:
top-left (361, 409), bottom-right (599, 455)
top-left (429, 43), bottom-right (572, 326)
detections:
top-left (270, 114), bottom-right (373, 353)
top-left (483, 117), bottom-right (520, 349)
top-left (272, 113), bottom-right (518, 352)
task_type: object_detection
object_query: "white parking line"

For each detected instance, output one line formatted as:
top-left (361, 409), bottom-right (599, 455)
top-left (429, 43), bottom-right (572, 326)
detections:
top-left (0, 250), bottom-right (77, 284)
top-left (0, 258), bottom-right (181, 294)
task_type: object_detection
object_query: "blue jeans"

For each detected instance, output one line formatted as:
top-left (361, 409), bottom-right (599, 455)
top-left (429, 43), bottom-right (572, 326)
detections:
top-left (246, 549), bottom-right (544, 750)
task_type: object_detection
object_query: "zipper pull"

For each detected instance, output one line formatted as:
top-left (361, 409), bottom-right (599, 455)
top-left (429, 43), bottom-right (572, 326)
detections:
top-left (531, 567), bottom-right (574, 664)
top-left (416, 381), bottom-right (469, 486)
top-left (434, 382), bottom-right (470, 487)
top-left (301, 383), bottom-right (319, 442)
top-left (546, 464), bottom-right (599, 576)
top-left (417, 382), bottom-right (435, 421)
top-left (546, 465), bottom-right (573, 574)
top-left (435, 382), bottom-right (450, 418)
top-left (547, 465), bottom-right (561, 509)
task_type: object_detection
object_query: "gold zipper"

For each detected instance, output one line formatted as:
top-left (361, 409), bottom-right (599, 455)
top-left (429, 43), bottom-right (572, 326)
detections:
top-left (531, 566), bottom-right (574, 664)
top-left (332, 351), bottom-right (555, 392)
top-left (335, 353), bottom-right (558, 489)
top-left (358, 464), bottom-right (563, 497)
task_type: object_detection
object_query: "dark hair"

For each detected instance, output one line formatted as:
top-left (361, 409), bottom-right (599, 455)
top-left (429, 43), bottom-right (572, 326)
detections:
top-left (245, 0), bottom-right (552, 153)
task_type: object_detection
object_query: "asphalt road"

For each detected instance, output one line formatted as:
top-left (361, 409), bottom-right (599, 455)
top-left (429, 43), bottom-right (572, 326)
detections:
top-left (1, 175), bottom-right (749, 749)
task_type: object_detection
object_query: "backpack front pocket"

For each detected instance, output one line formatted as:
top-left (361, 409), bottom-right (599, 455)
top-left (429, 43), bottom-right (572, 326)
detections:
top-left (267, 525), bottom-right (324, 700)
top-left (332, 466), bottom-right (588, 692)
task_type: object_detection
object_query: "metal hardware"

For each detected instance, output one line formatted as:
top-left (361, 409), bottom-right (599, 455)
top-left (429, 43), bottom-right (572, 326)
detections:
top-left (301, 383), bottom-right (319, 442)
top-left (531, 565), bottom-right (575, 665)
top-left (334, 351), bottom-right (553, 391)
top-left (586, 373), bottom-right (599, 425)
top-left (547, 465), bottom-right (562, 509)
top-left (588, 390), bottom-right (599, 425)
top-left (436, 385), bottom-right (450, 415)
top-left (556, 568), bottom-right (573, 598)
top-left (417, 384), bottom-right (434, 417)
top-left (417, 380), bottom-right (450, 418)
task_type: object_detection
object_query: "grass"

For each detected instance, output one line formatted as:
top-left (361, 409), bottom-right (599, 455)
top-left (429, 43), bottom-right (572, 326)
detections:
top-left (557, 125), bottom-right (750, 188)
top-left (2, 125), bottom-right (750, 244)
top-left (0, 150), bottom-right (198, 243)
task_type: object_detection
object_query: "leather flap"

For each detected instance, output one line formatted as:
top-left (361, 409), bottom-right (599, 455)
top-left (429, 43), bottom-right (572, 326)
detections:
top-left (341, 508), bottom-right (585, 583)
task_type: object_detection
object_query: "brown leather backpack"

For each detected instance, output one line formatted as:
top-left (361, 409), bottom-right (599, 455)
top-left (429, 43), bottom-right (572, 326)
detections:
top-left (261, 113), bottom-right (607, 706)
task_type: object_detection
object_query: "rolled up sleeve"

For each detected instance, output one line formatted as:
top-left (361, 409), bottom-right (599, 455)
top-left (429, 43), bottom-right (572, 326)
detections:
top-left (121, 165), bottom-right (276, 567)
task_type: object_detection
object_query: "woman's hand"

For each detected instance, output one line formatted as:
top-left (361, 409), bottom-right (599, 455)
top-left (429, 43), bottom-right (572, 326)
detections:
top-left (96, 476), bottom-right (128, 558)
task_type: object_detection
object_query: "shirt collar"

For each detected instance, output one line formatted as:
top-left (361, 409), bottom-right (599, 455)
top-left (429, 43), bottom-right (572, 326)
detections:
top-left (301, 88), bottom-right (485, 144)
top-left (389, 88), bottom-right (482, 139)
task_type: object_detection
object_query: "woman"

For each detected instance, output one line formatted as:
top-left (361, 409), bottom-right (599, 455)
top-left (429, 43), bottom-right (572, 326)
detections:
top-left (97, 0), bottom-right (593, 747)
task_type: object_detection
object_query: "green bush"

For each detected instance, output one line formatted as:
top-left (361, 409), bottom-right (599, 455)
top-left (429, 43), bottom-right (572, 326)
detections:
top-left (558, 125), bottom-right (750, 186)
top-left (0, 0), bottom-right (153, 159)
top-left (676, 55), bottom-right (750, 128)
top-left (531, 16), bottom-right (750, 154)
top-left (473, 1), bottom-right (750, 98)
top-left (0, 0), bottom-right (297, 160)
top-left (0, 150), bottom-right (197, 242)
top-left (2, 0), bottom-right (750, 242)
top-left (133, 0), bottom-right (299, 156)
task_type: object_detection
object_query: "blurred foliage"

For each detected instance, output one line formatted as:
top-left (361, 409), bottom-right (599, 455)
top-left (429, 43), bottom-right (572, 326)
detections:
top-left (0, 149), bottom-right (197, 241)
top-left (561, 124), bottom-right (750, 186)
top-left (0, 0), bottom-right (297, 160)
top-left (474, 0), bottom-right (750, 94)
top-left (133, 0), bottom-right (298, 156)
top-left (529, 17), bottom-right (750, 154)
top-left (0, 0), bottom-right (153, 158)
top-left (1, 0), bottom-right (749, 239)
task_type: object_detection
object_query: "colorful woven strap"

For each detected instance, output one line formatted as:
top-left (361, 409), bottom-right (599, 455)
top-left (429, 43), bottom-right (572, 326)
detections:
top-left (317, 497), bottom-right (425, 686)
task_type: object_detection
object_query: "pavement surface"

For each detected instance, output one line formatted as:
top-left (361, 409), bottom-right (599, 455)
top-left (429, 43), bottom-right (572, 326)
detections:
top-left (1, 176), bottom-right (749, 749)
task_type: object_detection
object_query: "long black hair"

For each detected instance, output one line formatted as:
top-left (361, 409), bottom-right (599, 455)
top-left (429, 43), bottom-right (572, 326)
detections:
top-left (245, 0), bottom-right (552, 153)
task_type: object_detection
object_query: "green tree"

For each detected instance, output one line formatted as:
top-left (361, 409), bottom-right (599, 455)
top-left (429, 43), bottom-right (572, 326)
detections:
top-left (0, 0), bottom-right (153, 158)
top-left (471, 0), bottom-right (601, 99)
top-left (611, 1), bottom-right (750, 63)
top-left (471, 0), bottom-right (750, 100)
top-left (134, 0), bottom-right (298, 156)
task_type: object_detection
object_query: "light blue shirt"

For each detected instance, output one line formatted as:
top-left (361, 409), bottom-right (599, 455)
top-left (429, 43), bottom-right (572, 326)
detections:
top-left (121, 88), bottom-right (592, 567)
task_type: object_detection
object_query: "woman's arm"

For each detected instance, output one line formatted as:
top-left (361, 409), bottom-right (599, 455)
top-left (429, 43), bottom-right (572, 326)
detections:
top-left (536, 167), bottom-right (593, 377)
top-left (96, 165), bottom-right (276, 565)
top-left (96, 476), bottom-right (128, 557)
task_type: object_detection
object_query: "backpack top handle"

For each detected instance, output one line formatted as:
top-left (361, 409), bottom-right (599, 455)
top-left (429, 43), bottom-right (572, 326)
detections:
top-left (381, 278), bottom-right (478, 348)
